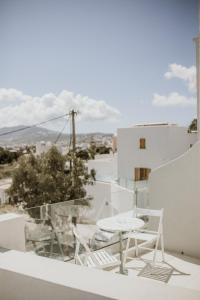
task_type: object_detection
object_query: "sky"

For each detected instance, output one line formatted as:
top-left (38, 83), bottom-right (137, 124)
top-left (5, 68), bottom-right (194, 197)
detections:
top-left (0, 0), bottom-right (198, 134)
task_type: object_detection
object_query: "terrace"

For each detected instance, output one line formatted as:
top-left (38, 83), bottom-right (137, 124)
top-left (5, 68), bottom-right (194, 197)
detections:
top-left (0, 181), bottom-right (199, 300)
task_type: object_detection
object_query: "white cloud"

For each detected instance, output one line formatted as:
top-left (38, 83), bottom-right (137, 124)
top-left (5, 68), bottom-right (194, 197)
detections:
top-left (152, 63), bottom-right (197, 108)
top-left (152, 92), bottom-right (195, 107)
top-left (0, 88), bottom-right (120, 128)
top-left (164, 64), bottom-right (196, 93)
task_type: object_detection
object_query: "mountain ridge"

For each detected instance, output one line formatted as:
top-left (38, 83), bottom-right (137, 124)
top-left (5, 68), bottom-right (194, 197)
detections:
top-left (0, 125), bottom-right (113, 146)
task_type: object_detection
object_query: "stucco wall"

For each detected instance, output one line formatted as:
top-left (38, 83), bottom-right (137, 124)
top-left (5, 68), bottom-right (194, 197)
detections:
top-left (117, 125), bottom-right (197, 181)
top-left (87, 154), bottom-right (117, 181)
top-left (85, 181), bottom-right (113, 221)
top-left (0, 213), bottom-right (25, 251)
top-left (85, 181), bottom-right (134, 221)
top-left (149, 141), bottom-right (200, 258)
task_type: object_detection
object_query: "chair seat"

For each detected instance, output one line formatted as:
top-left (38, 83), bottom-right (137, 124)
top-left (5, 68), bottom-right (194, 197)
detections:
top-left (85, 250), bottom-right (120, 268)
top-left (94, 229), bottom-right (116, 242)
top-left (128, 231), bottom-right (157, 242)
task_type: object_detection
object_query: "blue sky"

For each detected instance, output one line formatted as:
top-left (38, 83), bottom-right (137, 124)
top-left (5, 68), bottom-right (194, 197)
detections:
top-left (0, 0), bottom-right (198, 133)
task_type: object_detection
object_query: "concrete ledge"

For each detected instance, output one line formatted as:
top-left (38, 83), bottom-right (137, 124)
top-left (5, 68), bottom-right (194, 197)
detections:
top-left (0, 251), bottom-right (200, 300)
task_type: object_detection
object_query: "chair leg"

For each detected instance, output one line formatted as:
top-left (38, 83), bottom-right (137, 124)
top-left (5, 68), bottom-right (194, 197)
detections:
top-left (135, 239), bottom-right (139, 257)
top-left (56, 234), bottom-right (65, 259)
top-left (123, 237), bottom-right (131, 264)
top-left (50, 232), bottom-right (55, 257)
top-left (161, 233), bottom-right (165, 262)
top-left (153, 235), bottom-right (160, 265)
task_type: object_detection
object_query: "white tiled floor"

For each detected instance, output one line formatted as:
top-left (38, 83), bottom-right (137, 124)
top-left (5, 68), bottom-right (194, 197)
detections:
top-left (122, 250), bottom-right (200, 292)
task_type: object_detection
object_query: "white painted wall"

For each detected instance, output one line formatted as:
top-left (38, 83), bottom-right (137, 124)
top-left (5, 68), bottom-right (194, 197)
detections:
top-left (85, 181), bottom-right (135, 222)
top-left (87, 154), bottom-right (117, 181)
top-left (149, 141), bottom-right (200, 259)
top-left (117, 125), bottom-right (197, 182)
top-left (0, 250), bottom-right (199, 300)
top-left (85, 181), bottom-right (113, 221)
top-left (0, 213), bottom-right (25, 251)
top-left (110, 183), bottom-right (134, 213)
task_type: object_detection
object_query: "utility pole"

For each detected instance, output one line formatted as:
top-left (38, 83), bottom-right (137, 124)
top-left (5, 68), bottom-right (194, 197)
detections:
top-left (69, 110), bottom-right (78, 188)
top-left (69, 110), bottom-right (78, 226)
top-left (71, 109), bottom-right (77, 154)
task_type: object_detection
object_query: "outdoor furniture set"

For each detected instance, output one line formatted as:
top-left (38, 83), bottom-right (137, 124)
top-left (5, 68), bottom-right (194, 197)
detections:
top-left (73, 207), bottom-right (165, 274)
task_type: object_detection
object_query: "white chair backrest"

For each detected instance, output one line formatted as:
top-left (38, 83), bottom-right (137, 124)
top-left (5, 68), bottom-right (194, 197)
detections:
top-left (134, 208), bottom-right (164, 234)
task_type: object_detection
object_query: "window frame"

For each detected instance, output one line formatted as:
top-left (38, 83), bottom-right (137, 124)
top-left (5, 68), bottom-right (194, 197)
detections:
top-left (139, 138), bottom-right (146, 149)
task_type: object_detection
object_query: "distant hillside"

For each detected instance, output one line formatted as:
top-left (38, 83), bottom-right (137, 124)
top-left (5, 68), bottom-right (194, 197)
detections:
top-left (0, 126), bottom-right (113, 146)
top-left (0, 126), bottom-right (67, 146)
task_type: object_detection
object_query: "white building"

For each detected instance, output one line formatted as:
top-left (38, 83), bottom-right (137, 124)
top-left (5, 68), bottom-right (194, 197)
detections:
top-left (35, 141), bottom-right (68, 155)
top-left (145, 3), bottom-right (200, 261)
top-left (36, 141), bottom-right (53, 155)
top-left (0, 178), bottom-right (12, 205)
top-left (117, 123), bottom-right (197, 184)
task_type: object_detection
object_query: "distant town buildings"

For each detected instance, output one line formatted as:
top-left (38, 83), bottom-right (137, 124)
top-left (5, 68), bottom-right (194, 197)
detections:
top-left (35, 134), bottom-right (114, 156)
top-left (36, 141), bottom-right (53, 155)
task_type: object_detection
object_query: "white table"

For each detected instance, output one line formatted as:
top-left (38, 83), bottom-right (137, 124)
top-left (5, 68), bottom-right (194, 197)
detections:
top-left (97, 214), bottom-right (144, 274)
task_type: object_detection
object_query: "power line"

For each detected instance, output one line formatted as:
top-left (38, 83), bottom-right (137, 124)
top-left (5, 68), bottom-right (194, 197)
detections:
top-left (54, 117), bottom-right (69, 144)
top-left (0, 114), bottom-right (68, 137)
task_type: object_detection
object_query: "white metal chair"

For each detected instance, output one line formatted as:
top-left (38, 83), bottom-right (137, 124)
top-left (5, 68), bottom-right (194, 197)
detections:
top-left (73, 226), bottom-right (120, 269)
top-left (124, 208), bottom-right (164, 265)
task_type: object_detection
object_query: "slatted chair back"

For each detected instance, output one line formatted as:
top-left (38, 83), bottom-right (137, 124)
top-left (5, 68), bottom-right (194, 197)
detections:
top-left (135, 208), bottom-right (163, 233)
top-left (124, 208), bottom-right (165, 265)
top-left (73, 226), bottom-right (94, 266)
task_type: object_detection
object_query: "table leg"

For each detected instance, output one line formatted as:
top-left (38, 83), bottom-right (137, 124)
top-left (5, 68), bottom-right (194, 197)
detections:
top-left (119, 231), bottom-right (127, 275)
top-left (119, 231), bottom-right (123, 274)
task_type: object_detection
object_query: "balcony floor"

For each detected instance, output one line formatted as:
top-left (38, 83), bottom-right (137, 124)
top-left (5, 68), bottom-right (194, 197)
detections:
top-left (112, 250), bottom-right (200, 292)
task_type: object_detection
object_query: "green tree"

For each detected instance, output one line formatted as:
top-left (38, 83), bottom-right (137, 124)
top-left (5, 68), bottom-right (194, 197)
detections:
top-left (0, 147), bottom-right (21, 164)
top-left (65, 150), bottom-right (94, 201)
top-left (96, 145), bottom-right (111, 154)
top-left (76, 149), bottom-right (90, 160)
top-left (8, 146), bottom-right (94, 208)
top-left (88, 141), bottom-right (96, 159)
top-left (188, 118), bottom-right (197, 132)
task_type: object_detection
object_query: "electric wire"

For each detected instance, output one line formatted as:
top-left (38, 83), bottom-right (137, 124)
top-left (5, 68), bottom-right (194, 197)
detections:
top-left (0, 114), bottom-right (68, 137)
top-left (54, 117), bottom-right (69, 144)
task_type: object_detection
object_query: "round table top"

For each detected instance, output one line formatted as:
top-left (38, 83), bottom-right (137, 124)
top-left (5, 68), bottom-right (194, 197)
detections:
top-left (97, 215), bottom-right (144, 233)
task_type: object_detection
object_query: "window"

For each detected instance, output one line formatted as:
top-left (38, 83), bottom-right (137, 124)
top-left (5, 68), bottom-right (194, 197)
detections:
top-left (134, 168), bottom-right (151, 181)
top-left (139, 138), bottom-right (146, 149)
